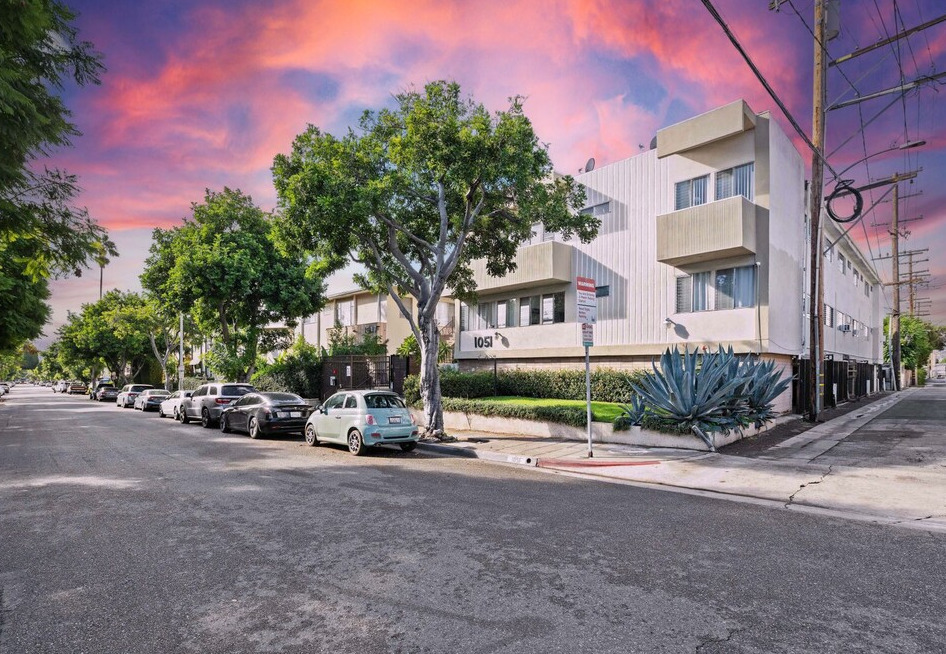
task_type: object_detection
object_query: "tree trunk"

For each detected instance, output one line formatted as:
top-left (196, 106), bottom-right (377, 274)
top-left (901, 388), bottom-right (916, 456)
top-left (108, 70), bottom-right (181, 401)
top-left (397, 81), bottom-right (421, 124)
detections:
top-left (418, 313), bottom-right (445, 439)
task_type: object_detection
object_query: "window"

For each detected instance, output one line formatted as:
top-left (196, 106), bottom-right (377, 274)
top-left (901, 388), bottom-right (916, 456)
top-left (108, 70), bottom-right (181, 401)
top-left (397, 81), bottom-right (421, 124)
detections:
top-left (692, 272), bottom-right (710, 312)
top-left (715, 266), bottom-right (756, 309)
top-left (675, 276), bottom-right (692, 313)
top-left (580, 201), bottom-right (611, 216)
top-left (864, 282), bottom-right (870, 297)
top-left (497, 301), bottom-right (508, 329)
top-left (335, 299), bottom-right (354, 326)
top-left (476, 302), bottom-right (496, 330)
top-left (825, 247), bottom-right (833, 263)
top-left (541, 292), bottom-right (565, 324)
top-left (674, 175), bottom-right (708, 210)
top-left (715, 162), bottom-right (754, 201)
top-left (677, 267), bottom-right (755, 313)
top-left (325, 394), bottom-right (345, 410)
top-left (838, 253), bottom-right (846, 274)
top-left (595, 285), bottom-right (610, 298)
top-left (519, 296), bottom-right (540, 326)
top-left (344, 395), bottom-right (357, 409)
top-left (824, 305), bottom-right (834, 328)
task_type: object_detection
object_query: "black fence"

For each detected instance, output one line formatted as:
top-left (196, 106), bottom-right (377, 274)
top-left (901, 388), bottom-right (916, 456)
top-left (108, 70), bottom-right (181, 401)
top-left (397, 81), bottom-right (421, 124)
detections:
top-left (792, 358), bottom-right (881, 416)
top-left (320, 355), bottom-right (414, 399)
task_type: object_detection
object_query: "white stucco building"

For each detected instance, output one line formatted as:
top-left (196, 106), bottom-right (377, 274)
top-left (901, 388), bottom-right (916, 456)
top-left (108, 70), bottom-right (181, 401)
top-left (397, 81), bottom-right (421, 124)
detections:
top-left (455, 100), bottom-right (884, 412)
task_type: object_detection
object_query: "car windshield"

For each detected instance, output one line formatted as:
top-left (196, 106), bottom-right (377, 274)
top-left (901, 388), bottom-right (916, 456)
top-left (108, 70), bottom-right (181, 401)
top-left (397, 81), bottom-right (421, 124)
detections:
top-left (364, 394), bottom-right (406, 409)
top-left (130, 385), bottom-right (152, 392)
top-left (222, 385), bottom-right (254, 397)
top-left (264, 392), bottom-right (305, 404)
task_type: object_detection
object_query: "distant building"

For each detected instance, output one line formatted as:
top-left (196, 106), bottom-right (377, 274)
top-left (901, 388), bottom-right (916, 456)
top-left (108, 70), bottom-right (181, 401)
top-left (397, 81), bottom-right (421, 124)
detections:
top-left (454, 100), bottom-right (884, 413)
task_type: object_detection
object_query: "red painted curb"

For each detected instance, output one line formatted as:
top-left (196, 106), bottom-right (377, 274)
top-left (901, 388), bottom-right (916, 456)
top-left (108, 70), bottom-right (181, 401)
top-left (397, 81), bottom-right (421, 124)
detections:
top-left (536, 459), bottom-right (661, 469)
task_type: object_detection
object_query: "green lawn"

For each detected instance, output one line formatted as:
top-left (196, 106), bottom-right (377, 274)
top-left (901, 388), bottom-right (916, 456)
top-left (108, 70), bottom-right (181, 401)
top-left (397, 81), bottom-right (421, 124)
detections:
top-left (485, 396), bottom-right (626, 423)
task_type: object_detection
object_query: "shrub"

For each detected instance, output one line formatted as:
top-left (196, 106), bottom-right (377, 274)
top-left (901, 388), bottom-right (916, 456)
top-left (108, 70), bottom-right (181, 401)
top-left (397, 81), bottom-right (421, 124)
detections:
top-left (917, 368), bottom-right (927, 386)
top-left (403, 368), bottom-right (648, 405)
top-left (441, 398), bottom-right (588, 428)
top-left (251, 336), bottom-right (323, 398)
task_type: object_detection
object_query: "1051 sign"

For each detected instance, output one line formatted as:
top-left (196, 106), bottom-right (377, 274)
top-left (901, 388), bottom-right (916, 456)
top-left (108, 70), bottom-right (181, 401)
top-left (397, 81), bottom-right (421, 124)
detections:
top-left (473, 335), bottom-right (493, 348)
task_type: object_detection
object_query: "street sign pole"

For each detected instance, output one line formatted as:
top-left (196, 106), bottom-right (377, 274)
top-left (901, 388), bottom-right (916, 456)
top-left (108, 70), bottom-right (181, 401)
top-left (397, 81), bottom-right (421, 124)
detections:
top-left (576, 276), bottom-right (597, 458)
top-left (585, 340), bottom-right (593, 458)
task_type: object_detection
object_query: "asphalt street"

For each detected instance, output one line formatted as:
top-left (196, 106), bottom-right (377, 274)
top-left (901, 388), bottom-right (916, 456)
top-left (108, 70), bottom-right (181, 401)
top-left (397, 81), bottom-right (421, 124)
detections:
top-left (1, 385), bottom-right (944, 653)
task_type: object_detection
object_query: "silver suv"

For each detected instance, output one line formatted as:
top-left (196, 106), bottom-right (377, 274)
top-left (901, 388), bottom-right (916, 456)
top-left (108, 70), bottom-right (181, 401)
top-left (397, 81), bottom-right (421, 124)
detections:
top-left (179, 383), bottom-right (255, 428)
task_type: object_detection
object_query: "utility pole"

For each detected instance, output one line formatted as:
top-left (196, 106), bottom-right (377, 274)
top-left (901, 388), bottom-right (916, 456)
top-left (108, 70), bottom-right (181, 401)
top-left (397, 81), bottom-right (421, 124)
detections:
top-left (890, 183), bottom-right (901, 391)
top-left (807, 0), bottom-right (828, 421)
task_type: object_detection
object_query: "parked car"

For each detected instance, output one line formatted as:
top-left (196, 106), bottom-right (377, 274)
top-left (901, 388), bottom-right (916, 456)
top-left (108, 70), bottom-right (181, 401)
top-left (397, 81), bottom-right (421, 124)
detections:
top-left (220, 392), bottom-right (312, 439)
top-left (54, 380), bottom-right (69, 393)
top-left (134, 388), bottom-right (171, 411)
top-left (68, 381), bottom-right (88, 395)
top-left (303, 390), bottom-right (419, 455)
top-left (158, 390), bottom-right (192, 419)
top-left (96, 386), bottom-right (120, 402)
top-left (116, 384), bottom-right (154, 408)
top-left (0, 382), bottom-right (10, 394)
top-left (179, 383), bottom-right (256, 428)
top-left (90, 382), bottom-right (115, 400)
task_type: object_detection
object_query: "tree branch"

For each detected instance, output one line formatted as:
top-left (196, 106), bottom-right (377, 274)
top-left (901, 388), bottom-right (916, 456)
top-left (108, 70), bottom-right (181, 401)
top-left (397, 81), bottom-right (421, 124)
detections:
top-left (375, 211), bottom-right (437, 253)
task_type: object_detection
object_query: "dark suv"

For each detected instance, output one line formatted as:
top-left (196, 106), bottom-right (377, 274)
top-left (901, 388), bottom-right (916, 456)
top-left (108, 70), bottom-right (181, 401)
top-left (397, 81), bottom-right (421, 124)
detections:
top-left (179, 383), bottom-right (256, 428)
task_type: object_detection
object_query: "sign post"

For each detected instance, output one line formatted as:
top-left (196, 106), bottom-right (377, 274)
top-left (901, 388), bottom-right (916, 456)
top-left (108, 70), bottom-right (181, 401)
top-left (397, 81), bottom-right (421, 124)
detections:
top-left (577, 277), bottom-right (596, 457)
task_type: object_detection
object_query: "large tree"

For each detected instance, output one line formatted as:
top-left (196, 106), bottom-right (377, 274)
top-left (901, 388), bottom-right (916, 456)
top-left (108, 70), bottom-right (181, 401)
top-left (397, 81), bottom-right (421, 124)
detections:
top-left (57, 290), bottom-right (153, 384)
top-left (141, 188), bottom-right (325, 383)
top-left (273, 80), bottom-right (597, 438)
top-left (0, 0), bottom-right (116, 351)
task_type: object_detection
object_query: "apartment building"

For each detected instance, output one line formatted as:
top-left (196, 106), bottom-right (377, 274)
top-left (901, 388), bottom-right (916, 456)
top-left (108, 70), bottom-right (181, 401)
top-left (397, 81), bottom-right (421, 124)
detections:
top-left (297, 288), bottom-right (455, 356)
top-left (454, 100), bottom-right (884, 411)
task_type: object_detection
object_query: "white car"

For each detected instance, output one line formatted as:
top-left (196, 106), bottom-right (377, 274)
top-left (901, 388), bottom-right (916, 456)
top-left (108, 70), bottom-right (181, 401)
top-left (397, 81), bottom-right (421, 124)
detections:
top-left (54, 380), bottom-right (69, 393)
top-left (134, 388), bottom-right (171, 411)
top-left (116, 384), bottom-right (154, 408)
top-left (158, 390), bottom-right (192, 419)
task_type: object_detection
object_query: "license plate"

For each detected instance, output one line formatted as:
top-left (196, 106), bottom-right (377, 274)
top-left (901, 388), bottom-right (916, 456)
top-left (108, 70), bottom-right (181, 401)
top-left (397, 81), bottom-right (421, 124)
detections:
top-left (388, 416), bottom-right (401, 424)
top-left (290, 411), bottom-right (302, 418)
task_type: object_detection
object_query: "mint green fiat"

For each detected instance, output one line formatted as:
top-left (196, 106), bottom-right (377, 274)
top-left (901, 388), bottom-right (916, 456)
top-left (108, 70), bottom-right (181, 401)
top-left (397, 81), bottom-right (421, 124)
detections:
top-left (304, 390), bottom-right (419, 455)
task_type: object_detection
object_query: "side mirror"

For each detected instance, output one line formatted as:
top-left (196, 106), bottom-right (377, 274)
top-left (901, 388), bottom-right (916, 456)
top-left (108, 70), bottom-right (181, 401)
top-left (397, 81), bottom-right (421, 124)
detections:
top-left (318, 406), bottom-right (327, 415)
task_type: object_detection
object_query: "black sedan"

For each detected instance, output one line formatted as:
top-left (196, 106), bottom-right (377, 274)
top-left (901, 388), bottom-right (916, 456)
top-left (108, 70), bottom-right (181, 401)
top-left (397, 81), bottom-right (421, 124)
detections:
top-left (219, 392), bottom-right (312, 439)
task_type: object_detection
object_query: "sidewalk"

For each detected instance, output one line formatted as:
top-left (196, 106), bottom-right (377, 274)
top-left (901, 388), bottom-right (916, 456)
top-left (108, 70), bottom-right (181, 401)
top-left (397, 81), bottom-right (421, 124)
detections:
top-left (418, 387), bottom-right (946, 532)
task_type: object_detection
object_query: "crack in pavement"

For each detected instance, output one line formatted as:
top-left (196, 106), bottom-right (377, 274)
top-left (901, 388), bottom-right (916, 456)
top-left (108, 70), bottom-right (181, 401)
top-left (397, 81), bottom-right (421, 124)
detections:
top-left (785, 465), bottom-right (834, 508)
top-left (695, 625), bottom-right (744, 652)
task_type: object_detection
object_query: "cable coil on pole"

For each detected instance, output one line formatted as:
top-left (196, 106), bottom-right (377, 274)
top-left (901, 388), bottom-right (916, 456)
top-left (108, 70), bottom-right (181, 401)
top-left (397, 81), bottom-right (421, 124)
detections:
top-left (825, 179), bottom-right (864, 223)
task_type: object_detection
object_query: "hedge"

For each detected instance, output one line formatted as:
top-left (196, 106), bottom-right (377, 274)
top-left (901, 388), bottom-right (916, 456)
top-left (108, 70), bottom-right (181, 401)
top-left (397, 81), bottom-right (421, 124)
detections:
top-left (440, 398), bottom-right (589, 428)
top-left (404, 367), bottom-right (647, 405)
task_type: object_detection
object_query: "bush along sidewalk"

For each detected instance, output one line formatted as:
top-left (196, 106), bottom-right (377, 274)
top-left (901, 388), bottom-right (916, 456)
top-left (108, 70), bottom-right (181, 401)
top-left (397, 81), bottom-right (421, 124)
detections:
top-left (617, 346), bottom-right (790, 451)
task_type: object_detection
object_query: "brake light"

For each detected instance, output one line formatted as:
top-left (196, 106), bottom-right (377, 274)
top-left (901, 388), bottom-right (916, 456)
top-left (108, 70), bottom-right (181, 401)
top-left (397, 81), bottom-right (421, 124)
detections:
top-left (365, 414), bottom-right (376, 425)
top-left (214, 398), bottom-right (231, 405)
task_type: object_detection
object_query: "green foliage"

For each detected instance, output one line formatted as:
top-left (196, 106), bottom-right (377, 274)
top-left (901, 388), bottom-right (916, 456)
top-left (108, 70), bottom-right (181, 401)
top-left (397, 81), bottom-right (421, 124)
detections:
top-left (624, 347), bottom-right (790, 436)
top-left (0, 0), bottom-right (115, 333)
top-left (884, 315), bottom-right (936, 372)
top-left (397, 334), bottom-right (453, 363)
top-left (273, 80), bottom-right (597, 433)
top-left (440, 398), bottom-right (589, 428)
top-left (141, 188), bottom-right (325, 382)
top-left (251, 336), bottom-right (323, 398)
top-left (403, 368), bottom-right (648, 405)
top-left (327, 324), bottom-right (387, 356)
top-left (917, 367), bottom-right (927, 386)
top-left (0, 243), bottom-right (51, 352)
top-left (56, 290), bottom-right (154, 385)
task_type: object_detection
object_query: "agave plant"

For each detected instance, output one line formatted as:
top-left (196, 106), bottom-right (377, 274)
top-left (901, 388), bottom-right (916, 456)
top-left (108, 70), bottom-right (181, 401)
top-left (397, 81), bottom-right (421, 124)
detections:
top-left (628, 347), bottom-right (747, 447)
top-left (620, 346), bottom-right (790, 449)
top-left (740, 357), bottom-right (791, 428)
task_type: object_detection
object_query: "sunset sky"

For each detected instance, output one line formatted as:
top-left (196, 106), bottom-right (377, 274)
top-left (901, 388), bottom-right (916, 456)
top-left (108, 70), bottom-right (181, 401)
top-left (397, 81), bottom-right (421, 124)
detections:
top-left (44, 0), bottom-right (946, 345)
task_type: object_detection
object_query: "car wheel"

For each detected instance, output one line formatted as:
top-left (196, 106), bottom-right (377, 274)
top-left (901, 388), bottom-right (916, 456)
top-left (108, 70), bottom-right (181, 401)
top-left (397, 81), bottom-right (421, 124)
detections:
top-left (158, 406), bottom-right (165, 417)
top-left (248, 417), bottom-right (261, 439)
top-left (179, 407), bottom-right (189, 424)
top-left (400, 442), bottom-right (417, 452)
top-left (347, 429), bottom-right (366, 456)
top-left (220, 415), bottom-right (231, 433)
top-left (304, 423), bottom-right (319, 446)
top-left (201, 408), bottom-right (212, 429)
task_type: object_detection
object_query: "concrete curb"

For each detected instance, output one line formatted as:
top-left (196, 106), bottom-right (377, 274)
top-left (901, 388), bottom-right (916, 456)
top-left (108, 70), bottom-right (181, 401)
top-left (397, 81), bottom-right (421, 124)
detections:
top-left (417, 441), bottom-right (538, 466)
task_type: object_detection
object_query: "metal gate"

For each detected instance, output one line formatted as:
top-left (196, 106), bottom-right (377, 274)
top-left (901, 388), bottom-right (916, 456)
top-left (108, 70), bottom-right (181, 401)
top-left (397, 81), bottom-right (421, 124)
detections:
top-left (320, 355), bottom-right (412, 398)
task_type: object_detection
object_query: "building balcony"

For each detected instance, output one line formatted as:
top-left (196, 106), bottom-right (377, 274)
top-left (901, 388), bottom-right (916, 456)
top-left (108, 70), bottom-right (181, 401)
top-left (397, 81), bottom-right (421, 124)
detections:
top-left (471, 240), bottom-right (573, 293)
top-left (656, 195), bottom-right (758, 267)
